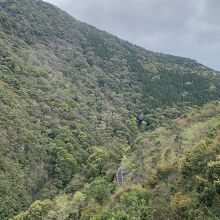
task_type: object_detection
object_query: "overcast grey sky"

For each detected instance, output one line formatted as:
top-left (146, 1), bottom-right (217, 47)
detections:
top-left (45, 0), bottom-right (220, 70)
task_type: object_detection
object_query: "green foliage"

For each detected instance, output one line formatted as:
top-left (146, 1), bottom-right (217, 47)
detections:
top-left (13, 199), bottom-right (52, 220)
top-left (95, 186), bottom-right (153, 220)
top-left (180, 141), bottom-right (216, 179)
top-left (12, 192), bottom-right (86, 220)
top-left (49, 147), bottom-right (77, 188)
top-left (83, 178), bottom-right (114, 204)
top-left (170, 192), bottom-right (192, 219)
top-left (0, 0), bottom-right (220, 219)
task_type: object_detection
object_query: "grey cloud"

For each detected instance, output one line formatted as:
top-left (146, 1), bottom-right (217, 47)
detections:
top-left (45, 0), bottom-right (220, 70)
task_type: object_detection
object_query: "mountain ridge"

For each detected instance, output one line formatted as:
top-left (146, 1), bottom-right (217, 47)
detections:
top-left (0, 0), bottom-right (220, 219)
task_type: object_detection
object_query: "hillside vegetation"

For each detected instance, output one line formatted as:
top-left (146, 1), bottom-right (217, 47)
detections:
top-left (0, 0), bottom-right (219, 219)
top-left (12, 101), bottom-right (220, 219)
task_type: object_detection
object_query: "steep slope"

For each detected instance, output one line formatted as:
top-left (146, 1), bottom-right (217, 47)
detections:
top-left (0, 0), bottom-right (220, 219)
top-left (13, 101), bottom-right (220, 220)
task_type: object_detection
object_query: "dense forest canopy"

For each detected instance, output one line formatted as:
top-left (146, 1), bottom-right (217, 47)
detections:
top-left (0, 0), bottom-right (219, 219)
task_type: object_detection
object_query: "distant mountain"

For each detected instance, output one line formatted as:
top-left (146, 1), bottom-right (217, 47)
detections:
top-left (0, 0), bottom-right (219, 219)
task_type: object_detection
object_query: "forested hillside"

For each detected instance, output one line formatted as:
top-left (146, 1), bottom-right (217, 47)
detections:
top-left (0, 0), bottom-right (219, 219)
top-left (13, 101), bottom-right (220, 219)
